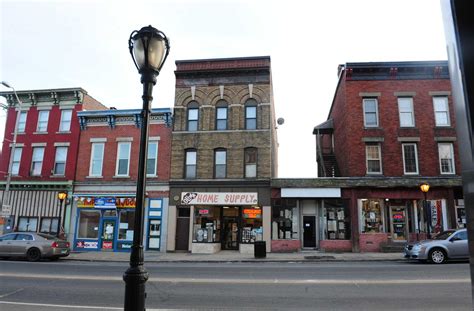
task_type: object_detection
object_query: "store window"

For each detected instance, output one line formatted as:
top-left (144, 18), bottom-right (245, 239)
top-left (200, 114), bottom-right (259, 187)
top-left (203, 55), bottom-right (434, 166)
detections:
top-left (18, 216), bottom-right (38, 232)
top-left (324, 200), bottom-right (350, 240)
top-left (242, 207), bottom-right (263, 243)
top-left (361, 199), bottom-right (384, 233)
top-left (193, 206), bottom-right (221, 243)
top-left (77, 210), bottom-right (100, 239)
top-left (271, 199), bottom-right (299, 240)
top-left (40, 217), bottom-right (60, 235)
top-left (118, 210), bottom-right (135, 240)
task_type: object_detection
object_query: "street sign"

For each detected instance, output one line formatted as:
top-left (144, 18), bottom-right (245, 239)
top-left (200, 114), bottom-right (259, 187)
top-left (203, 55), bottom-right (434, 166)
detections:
top-left (1, 204), bottom-right (12, 216)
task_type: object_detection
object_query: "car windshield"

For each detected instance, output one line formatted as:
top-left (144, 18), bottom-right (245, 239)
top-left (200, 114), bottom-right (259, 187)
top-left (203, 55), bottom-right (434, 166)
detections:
top-left (37, 233), bottom-right (58, 240)
top-left (432, 231), bottom-right (455, 240)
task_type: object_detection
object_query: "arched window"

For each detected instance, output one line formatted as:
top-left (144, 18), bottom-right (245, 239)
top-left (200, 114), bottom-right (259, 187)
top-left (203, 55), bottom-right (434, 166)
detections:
top-left (245, 99), bottom-right (257, 130)
top-left (184, 149), bottom-right (197, 179)
top-left (215, 100), bottom-right (228, 130)
top-left (244, 147), bottom-right (257, 178)
top-left (187, 101), bottom-right (199, 131)
top-left (214, 148), bottom-right (227, 178)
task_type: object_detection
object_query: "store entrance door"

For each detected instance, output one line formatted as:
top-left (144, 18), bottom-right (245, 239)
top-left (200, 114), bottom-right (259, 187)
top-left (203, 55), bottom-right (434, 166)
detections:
top-left (101, 219), bottom-right (116, 251)
top-left (222, 216), bottom-right (239, 250)
top-left (390, 206), bottom-right (408, 241)
top-left (303, 216), bottom-right (316, 248)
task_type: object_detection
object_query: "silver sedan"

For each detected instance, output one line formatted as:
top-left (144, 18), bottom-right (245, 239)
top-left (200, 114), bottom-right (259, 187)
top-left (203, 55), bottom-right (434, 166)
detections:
top-left (0, 232), bottom-right (70, 261)
top-left (404, 229), bottom-right (469, 264)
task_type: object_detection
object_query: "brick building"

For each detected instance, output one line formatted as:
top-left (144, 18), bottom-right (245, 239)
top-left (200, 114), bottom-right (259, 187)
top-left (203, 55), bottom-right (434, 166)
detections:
top-left (72, 108), bottom-right (172, 252)
top-left (0, 88), bottom-right (106, 237)
top-left (167, 56), bottom-right (277, 254)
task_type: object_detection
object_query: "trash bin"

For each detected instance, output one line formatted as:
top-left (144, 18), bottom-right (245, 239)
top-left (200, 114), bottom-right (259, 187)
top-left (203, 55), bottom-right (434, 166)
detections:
top-left (254, 241), bottom-right (266, 258)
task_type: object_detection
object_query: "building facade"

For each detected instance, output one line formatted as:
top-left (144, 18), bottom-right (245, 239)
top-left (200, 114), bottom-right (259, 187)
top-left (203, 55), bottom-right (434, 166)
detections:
top-left (72, 108), bottom-right (172, 252)
top-left (0, 88), bottom-right (106, 238)
top-left (167, 56), bottom-right (278, 254)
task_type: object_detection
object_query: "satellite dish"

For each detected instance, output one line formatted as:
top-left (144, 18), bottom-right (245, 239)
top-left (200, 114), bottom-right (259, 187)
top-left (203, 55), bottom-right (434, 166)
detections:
top-left (277, 117), bottom-right (285, 125)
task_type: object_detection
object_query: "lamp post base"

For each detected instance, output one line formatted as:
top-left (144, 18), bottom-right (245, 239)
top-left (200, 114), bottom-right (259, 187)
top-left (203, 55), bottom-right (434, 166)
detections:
top-left (123, 265), bottom-right (149, 311)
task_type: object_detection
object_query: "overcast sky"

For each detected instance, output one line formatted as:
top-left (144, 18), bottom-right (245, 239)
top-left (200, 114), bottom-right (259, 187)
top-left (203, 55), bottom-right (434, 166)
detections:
top-left (0, 0), bottom-right (448, 177)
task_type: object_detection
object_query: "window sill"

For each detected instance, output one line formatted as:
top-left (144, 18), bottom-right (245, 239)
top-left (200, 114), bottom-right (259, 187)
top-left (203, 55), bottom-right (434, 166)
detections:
top-left (146, 175), bottom-right (158, 178)
top-left (113, 175), bottom-right (130, 179)
top-left (363, 127), bottom-right (382, 130)
top-left (86, 175), bottom-right (103, 179)
top-left (50, 174), bottom-right (66, 178)
top-left (56, 131), bottom-right (72, 134)
top-left (366, 173), bottom-right (383, 176)
top-left (33, 132), bottom-right (48, 135)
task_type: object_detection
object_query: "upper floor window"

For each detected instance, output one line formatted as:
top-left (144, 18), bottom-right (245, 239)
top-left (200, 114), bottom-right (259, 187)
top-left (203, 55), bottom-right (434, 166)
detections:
top-left (18, 111), bottom-right (27, 132)
top-left (245, 147), bottom-right (257, 178)
top-left (402, 143), bottom-right (418, 175)
top-left (363, 98), bottom-right (378, 127)
top-left (37, 110), bottom-right (49, 132)
top-left (216, 100), bottom-right (228, 130)
top-left (187, 101), bottom-right (199, 131)
top-left (147, 141), bottom-right (158, 176)
top-left (433, 97), bottom-right (450, 126)
top-left (89, 143), bottom-right (105, 177)
top-left (185, 149), bottom-right (197, 179)
top-left (214, 149), bottom-right (227, 178)
top-left (115, 142), bottom-right (131, 176)
top-left (366, 144), bottom-right (382, 174)
top-left (11, 147), bottom-right (22, 175)
top-left (59, 109), bottom-right (73, 132)
top-left (31, 147), bottom-right (45, 176)
top-left (245, 99), bottom-right (258, 130)
top-left (438, 143), bottom-right (455, 174)
top-left (398, 97), bottom-right (415, 127)
top-left (53, 146), bottom-right (68, 175)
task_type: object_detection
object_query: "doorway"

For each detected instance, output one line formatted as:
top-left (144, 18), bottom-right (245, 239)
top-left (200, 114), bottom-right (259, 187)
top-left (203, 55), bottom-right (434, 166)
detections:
top-left (390, 206), bottom-right (408, 241)
top-left (147, 219), bottom-right (161, 250)
top-left (175, 207), bottom-right (190, 251)
top-left (101, 219), bottom-right (116, 251)
top-left (303, 216), bottom-right (316, 248)
top-left (222, 207), bottom-right (239, 250)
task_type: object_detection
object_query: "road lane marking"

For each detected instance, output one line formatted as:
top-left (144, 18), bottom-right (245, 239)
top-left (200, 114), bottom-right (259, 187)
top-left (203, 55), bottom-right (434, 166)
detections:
top-left (0, 288), bottom-right (24, 298)
top-left (0, 301), bottom-right (170, 310)
top-left (0, 273), bottom-right (470, 285)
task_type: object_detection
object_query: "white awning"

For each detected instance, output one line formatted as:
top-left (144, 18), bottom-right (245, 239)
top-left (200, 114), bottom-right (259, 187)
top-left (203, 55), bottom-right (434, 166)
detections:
top-left (281, 188), bottom-right (341, 198)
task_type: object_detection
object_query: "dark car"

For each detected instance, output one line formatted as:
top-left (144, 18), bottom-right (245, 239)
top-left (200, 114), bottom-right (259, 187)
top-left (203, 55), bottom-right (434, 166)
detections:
top-left (0, 232), bottom-right (70, 261)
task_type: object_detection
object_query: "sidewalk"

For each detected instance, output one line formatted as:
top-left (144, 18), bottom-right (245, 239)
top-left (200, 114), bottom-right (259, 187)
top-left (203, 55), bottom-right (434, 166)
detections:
top-left (66, 250), bottom-right (404, 263)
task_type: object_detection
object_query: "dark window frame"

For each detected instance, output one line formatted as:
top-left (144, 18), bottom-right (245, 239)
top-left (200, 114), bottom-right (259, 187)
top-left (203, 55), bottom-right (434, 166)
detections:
top-left (187, 101), bottom-right (199, 131)
top-left (184, 149), bottom-right (197, 179)
top-left (245, 99), bottom-right (258, 130)
top-left (244, 147), bottom-right (258, 178)
top-left (39, 217), bottom-right (60, 235)
top-left (214, 148), bottom-right (227, 179)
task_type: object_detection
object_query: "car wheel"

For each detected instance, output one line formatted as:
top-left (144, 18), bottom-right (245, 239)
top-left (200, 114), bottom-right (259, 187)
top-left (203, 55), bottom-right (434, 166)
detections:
top-left (429, 248), bottom-right (447, 264)
top-left (26, 248), bottom-right (42, 262)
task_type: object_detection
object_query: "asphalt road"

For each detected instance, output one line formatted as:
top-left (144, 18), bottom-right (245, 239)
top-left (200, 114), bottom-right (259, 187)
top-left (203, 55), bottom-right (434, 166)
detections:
top-left (0, 259), bottom-right (471, 310)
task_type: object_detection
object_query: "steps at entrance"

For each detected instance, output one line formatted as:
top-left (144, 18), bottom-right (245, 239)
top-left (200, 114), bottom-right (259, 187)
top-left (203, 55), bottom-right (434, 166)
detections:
top-left (380, 242), bottom-right (406, 253)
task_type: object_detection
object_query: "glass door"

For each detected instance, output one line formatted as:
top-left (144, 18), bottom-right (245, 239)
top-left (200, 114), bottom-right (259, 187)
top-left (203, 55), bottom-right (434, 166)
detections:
top-left (222, 216), bottom-right (239, 250)
top-left (101, 219), bottom-right (116, 250)
top-left (148, 219), bottom-right (161, 250)
top-left (390, 206), bottom-right (408, 241)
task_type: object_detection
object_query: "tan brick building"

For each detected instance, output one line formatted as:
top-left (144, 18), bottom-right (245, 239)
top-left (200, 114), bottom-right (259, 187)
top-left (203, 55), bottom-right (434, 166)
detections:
top-left (167, 56), bottom-right (277, 254)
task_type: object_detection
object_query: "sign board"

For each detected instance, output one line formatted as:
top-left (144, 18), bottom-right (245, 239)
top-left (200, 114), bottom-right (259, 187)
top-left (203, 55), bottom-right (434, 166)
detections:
top-left (181, 192), bottom-right (258, 206)
top-left (0, 205), bottom-right (11, 216)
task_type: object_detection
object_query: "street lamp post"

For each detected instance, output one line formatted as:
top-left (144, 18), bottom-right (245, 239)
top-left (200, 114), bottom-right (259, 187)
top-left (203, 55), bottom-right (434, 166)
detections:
top-left (57, 191), bottom-right (67, 238)
top-left (123, 25), bottom-right (169, 311)
top-left (0, 81), bottom-right (23, 218)
top-left (420, 183), bottom-right (431, 239)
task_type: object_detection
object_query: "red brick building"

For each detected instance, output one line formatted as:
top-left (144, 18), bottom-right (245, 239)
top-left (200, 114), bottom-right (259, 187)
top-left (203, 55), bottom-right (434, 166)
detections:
top-left (0, 88), bottom-right (106, 237)
top-left (72, 108), bottom-right (172, 252)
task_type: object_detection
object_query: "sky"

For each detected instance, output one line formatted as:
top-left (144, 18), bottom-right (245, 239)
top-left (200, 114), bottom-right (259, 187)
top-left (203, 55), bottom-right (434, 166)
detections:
top-left (0, 0), bottom-right (448, 178)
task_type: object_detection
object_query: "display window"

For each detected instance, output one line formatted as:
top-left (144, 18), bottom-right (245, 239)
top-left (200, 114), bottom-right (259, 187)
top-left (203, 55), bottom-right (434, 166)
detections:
top-left (241, 207), bottom-right (263, 243)
top-left (118, 210), bottom-right (135, 241)
top-left (361, 199), bottom-right (384, 233)
top-left (271, 199), bottom-right (299, 240)
top-left (77, 210), bottom-right (100, 239)
top-left (324, 200), bottom-right (350, 240)
top-left (193, 206), bottom-right (221, 243)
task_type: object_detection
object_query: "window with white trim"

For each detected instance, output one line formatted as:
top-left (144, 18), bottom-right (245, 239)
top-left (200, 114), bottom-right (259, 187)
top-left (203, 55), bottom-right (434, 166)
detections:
top-left (59, 109), bottom-right (73, 132)
top-left (31, 147), bottom-right (45, 176)
top-left (398, 97), bottom-right (415, 127)
top-left (363, 98), bottom-right (378, 127)
top-left (214, 149), bottom-right (227, 178)
top-left (115, 142), bottom-right (131, 176)
top-left (89, 143), bottom-right (104, 177)
top-left (37, 110), bottom-right (49, 132)
top-left (11, 147), bottom-right (22, 175)
top-left (185, 149), bottom-right (197, 179)
top-left (216, 106), bottom-right (228, 130)
top-left (18, 111), bottom-right (27, 132)
top-left (53, 146), bottom-right (68, 175)
top-left (147, 141), bottom-right (158, 176)
top-left (187, 102), bottom-right (199, 131)
top-left (438, 143), bottom-right (455, 174)
top-left (433, 97), bottom-right (450, 126)
top-left (366, 144), bottom-right (382, 174)
top-left (402, 143), bottom-right (418, 174)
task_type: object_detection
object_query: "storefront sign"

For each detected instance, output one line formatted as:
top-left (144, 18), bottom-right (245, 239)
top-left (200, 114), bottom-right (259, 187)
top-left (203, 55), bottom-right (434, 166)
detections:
top-left (76, 196), bottom-right (136, 209)
top-left (102, 241), bottom-right (113, 249)
top-left (76, 241), bottom-right (98, 249)
top-left (198, 209), bottom-right (210, 215)
top-left (181, 192), bottom-right (258, 205)
top-left (243, 209), bottom-right (262, 219)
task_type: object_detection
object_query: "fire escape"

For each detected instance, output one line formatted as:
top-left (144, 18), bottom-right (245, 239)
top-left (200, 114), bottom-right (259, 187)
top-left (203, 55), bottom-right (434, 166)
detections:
top-left (313, 119), bottom-right (339, 177)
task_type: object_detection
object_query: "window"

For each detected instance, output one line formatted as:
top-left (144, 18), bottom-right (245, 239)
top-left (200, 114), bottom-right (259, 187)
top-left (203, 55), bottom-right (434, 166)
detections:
top-left (37, 110), bottom-right (49, 132)
top-left (242, 207), bottom-right (263, 243)
top-left (10, 147), bottom-right (22, 175)
top-left (118, 211), bottom-right (135, 240)
top-left (245, 147), bottom-right (257, 178)
top-left (438, 143), bottom-right (455, 174)
top-left (324, 200), bottom-right (350, 240)
top-left (116, 142), bottom-right (131, 176)
top-left (185, 149), bottom-right (197, 179)
top-left (147, 141), bottom-right (158, 176)
top-left (433, 97), bottom-right (450, 126)
top-left (40, 217), bottom-right (60, 235)
top-left (31, 147), bottom-right (45, 176)
top-left (361, 199), bottom-right (383, 233)
top-left (271, 199), bottom-right (299, 240)
top-left (214, 149), bottom-right (227, 178)
top-left (402, 143), bottom-right (419, 174)
top-left (187, 102), bottom-right (199, 131)
top-left (18, 111), bottom-right (27, 132)
top-left (16, 234), bottom-right (34, 241)
top-left (89, 143), bottom-right (104, 176)
top-left (77, 210), bottom-right (100, 239)
top-left (398, 97), bottom-right (415, 127)
top-left (53, 146), bottom-right (68, 175)
top-left (245, 99), bottom-right (257, 130)
top-left (193, 206), bottom-right (221, 243)
top-left (366, 144), bottom-right (382, 174)
top-left (59, 109), bottom-right (73, 132)
top-left (216, 101), bottom-right (228, 130)
top-left (18, 216), bottom-right (38, 232)
top-left (363, 98), bottom-right (378, 127)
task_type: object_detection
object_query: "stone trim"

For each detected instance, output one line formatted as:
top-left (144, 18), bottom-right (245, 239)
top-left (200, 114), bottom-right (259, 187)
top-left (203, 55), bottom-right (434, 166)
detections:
top-left (362, 137), bottom-right (384, 142)
top-left (115, 137), bottom-right (133, 142)
top-left (434, 136), bottom-right (457, 142)
top-left (90, 138), bottom-right (107, 143)
top-left (9, 143), bottom-right (24, 147)
top-left (54, 142), bottom-right (71, 147)
top-left (397, 137), bottom-right (420, 142)
top-left (429, 91), bottom-right (451, 96)
top-left (394, 91), bottom-right (416, 97)
top-left (359, 92), bottom-right (381, 97)
top-left (31, 142), bottom-right (47, 147)
top-left (149, 136), bottom-right (161, 141)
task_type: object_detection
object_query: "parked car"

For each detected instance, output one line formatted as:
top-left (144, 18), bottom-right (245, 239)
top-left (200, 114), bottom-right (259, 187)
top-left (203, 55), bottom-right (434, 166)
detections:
top-left (404, 229), bottom-right (469, 264)
top-left (0, 232), bottom-right (70, 261)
